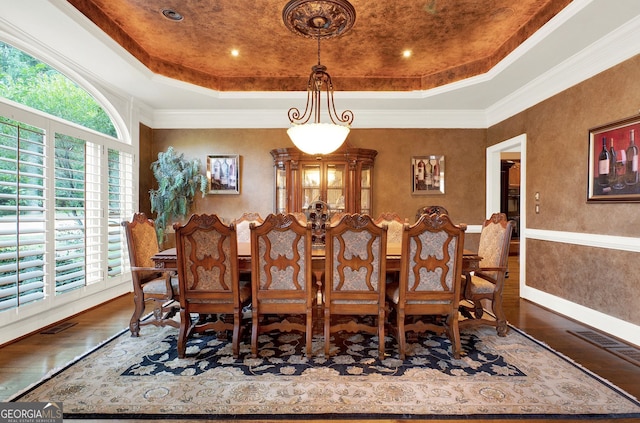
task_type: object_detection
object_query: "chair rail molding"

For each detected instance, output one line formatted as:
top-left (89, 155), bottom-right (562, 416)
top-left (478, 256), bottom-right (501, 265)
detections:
top-left (525, 228), bottom-right (640, 252)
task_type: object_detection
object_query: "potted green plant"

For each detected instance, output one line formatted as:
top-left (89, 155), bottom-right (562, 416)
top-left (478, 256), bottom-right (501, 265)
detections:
top-left (149, 146), bottom-right (208, 244)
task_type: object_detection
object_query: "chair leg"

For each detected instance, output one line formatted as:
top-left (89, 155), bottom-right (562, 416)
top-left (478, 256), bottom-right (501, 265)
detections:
top-left (305, 309), bottom-right (313, 356)
top-left (251, 308), bottom-right (259, 357)
top-left (232, 308), bottom-right (241, 359)
top-left (447, 313), bottom-right (462, 359)
top-left (129, 292), bottom-right (145, 337)
top-left (397, 308), bottom-right (406, 360)
top-left (177, 308), bottom-right (189, 358)
top-left (492, 294), bottom-right (509, 337)
top-left (378, 310), bottom-right (385, 359)
top-left (324, 308), bottom-right (331, 357)
top-left (473, 300), bottom-right (484, 319)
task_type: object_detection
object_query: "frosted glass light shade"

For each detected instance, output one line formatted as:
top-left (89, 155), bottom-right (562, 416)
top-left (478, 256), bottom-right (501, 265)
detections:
top-left (287, 123), bottom-right (350, 155)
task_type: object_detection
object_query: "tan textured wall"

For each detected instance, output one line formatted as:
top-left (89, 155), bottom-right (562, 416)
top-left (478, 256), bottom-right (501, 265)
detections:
top-left (150, 128), bottom-right (289, 224)
top-left (528, 239), bottom-right (639, 325)
top-left (144, 127), bottom-right (486, 249)
top-left (488, 54), bottom-right (640, 325)
top-left (489, 56), bottom-right (640, 237)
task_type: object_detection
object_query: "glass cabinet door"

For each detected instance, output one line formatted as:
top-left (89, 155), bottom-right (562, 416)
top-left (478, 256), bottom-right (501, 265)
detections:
top-left (301, 164), bottom-right (321, 209)
top-left (360, 166), bottom-right (371, 215)
top-left (301, 162), bottom-right (345, 211)
top-left (326, 164), bottom-right (345, 212)
top-left (275, 166), bottom-right (287, 214)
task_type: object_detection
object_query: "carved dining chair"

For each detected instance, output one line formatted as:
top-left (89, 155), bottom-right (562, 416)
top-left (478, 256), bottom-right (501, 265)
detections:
top-left (459, 213), bottom-right (514, 337)
top-left (415, 205), bottom-right (449, 222)
top-left (374, 212), bottom-right (408, 245)
top-left (122, 212), bottom-right (179, 337)
top-left (386, 213), bottom-right (466, 360)
top-left (173, 214), bottom-right (251, 358)
top-left (375, 212), bottom-right (409, 283)
top-left (249, 213), bottom-right (314, 356)
top-left (324, 213), bottom-right (388, 358)
top-left (233, 211), bottom-right (264, 244)
top-left (329, 211), bottom-right (346, 225)
top-left (291, 211), bottom-right (307, 224)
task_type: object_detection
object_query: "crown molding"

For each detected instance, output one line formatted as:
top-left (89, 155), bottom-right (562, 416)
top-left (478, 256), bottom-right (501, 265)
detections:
top-left (487, 14), bottom-right (640, 126)
top-left (150, 108), bottom-right (488, 129)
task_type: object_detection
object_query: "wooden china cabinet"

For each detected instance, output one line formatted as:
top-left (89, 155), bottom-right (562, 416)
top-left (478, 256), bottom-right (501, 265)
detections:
top-left (270, 147), bottom-right (377, 216)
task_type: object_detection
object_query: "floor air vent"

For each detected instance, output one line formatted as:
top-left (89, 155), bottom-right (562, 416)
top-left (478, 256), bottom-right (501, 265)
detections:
top-left (40, 322), bottom-right (77, 334)
top-left (569, 329), bottom-right (640, 367)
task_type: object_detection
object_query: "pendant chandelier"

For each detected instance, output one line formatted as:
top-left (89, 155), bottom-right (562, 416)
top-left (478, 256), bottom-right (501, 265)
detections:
top-left (283, 0), bottom-right (356, 155)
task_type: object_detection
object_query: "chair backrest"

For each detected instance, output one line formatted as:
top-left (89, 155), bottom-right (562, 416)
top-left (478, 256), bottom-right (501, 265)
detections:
top-left (476, 213), bottom-right (514, 281)
top-left (399, 213), bottom-right (465, 308)
top-left (250, 213), bottom-right (312, 303)
top-left (122, 212), bottom-right (160, 268)
top-left (329, 211), bottom-right (346, 225)
top-left (291, 211), bottom-right (307, 224)
top-left (325, 214), bottom-right (387, 305)
top-left (374, 212), bottom-right (408, 245)
top-left (233, 212), bottom-right (263, 244)
top-left (174, 214), bottom-right (240, 308)
top-left (415, 205), bottom-right (449, 222)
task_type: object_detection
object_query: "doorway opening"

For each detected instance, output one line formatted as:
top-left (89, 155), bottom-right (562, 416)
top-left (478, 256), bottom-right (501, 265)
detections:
top-left (486, 134), bottom-right (526, 292)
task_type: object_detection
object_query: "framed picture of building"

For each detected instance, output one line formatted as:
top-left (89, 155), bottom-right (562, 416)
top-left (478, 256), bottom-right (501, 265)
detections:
top-left (588, 115), bottom-right (640, 202)
top-left (207, 154), bottom-right (240, 194)
top-left (412, 155), bottom-right (445, 195)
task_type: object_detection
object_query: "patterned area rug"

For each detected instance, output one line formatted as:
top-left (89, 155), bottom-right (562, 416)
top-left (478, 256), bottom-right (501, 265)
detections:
top-left (11, 318), bottom-right (640, 420)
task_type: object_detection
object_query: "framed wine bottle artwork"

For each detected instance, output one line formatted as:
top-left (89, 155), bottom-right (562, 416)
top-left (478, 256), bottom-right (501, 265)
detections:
top-left (207, 154), bottom-right (240, 194)
top-left (588, 115), bottom-right (640, 202)
top-left (411, 155), bottom-right (445, 195)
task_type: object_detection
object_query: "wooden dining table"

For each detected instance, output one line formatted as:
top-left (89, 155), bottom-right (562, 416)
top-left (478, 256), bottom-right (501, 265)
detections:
top-left (152, 243), bottom-right (481, 276)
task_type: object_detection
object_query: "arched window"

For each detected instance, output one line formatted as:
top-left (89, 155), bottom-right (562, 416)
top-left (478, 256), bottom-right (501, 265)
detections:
top-left (0, 41), bottom-right (117, 137)
top-left (0, 42), bottom-right (134, 318)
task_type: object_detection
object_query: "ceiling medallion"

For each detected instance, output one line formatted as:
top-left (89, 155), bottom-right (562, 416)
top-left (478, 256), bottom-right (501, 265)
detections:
top-left (282, 0), bottom-right (356, 39)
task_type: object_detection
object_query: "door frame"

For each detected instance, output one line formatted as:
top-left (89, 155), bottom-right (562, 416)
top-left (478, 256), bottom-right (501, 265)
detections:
top-left (486, 133), bottom-right (526, 290)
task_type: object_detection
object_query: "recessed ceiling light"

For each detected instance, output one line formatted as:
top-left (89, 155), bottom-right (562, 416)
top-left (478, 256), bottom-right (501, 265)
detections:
top-left (402, 50), bottom-right (412, 58)
top-left (231, 49), bottom-right (239, 57)
top-left (161, 9), bottom-right (183, 21)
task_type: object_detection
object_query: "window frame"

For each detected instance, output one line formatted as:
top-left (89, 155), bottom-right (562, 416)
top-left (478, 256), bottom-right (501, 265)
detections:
top-left (0, 97), bottom-right (135, 334)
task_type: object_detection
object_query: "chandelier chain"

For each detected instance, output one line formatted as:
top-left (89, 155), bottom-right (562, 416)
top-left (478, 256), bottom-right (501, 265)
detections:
top-left (317, 28), bottom-right (321, 66)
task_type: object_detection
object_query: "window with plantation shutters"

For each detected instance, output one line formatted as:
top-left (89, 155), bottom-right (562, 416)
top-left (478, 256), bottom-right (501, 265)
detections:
top-left (107, 149), bottom-right (134, 277)
top-left (0, 120), bottom-right (46, 311)
top-left (0, 41), bottom-right (135, 341)
top-left (53, 134), bottom-right (101, 294)
top-left (0, 117), bottom-right (135, 311)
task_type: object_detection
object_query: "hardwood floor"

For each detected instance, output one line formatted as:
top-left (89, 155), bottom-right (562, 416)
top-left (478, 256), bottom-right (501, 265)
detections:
top-left (1, 255), bottom-right (639, 423)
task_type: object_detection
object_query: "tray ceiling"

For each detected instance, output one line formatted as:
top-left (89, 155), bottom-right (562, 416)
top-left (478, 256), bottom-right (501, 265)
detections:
top-left (66, 0), bottom-right (572, 92)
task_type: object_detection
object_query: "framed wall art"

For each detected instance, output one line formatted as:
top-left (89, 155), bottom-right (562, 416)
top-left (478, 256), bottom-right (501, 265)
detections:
top-left (207, 154), bottom-right (240, 194)
top-left (588, 115), bottom-right (640, 202)
top-left (412, 155), bottom-right (445, 195)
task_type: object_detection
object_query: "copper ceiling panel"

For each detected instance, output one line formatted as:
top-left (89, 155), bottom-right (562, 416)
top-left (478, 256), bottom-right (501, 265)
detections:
top-left (66, 0), bottom-right (572, 92)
